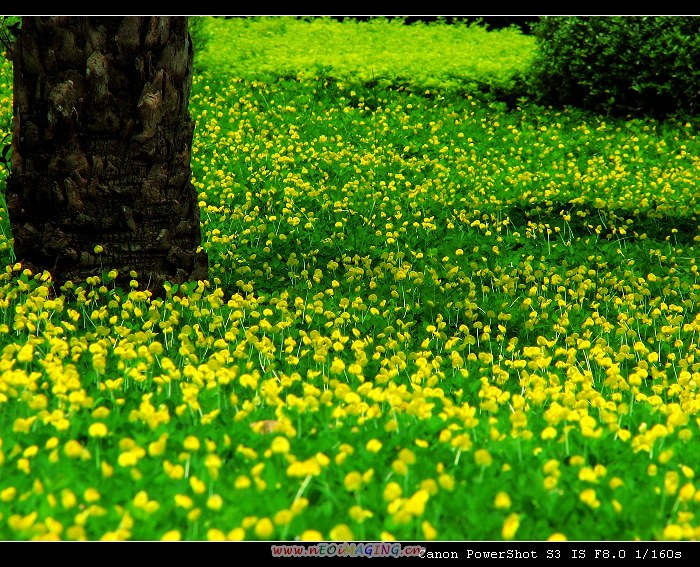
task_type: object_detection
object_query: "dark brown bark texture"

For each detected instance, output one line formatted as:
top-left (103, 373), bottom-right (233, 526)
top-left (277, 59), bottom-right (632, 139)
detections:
top-left (6, 16), bottom-right (208, 293)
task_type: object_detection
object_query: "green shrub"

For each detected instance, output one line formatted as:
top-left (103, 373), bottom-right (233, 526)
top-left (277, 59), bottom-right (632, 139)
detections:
top-left (190, 16), bottom-right (536, 97)
top-left (530, 16), bottom-right (700, 117)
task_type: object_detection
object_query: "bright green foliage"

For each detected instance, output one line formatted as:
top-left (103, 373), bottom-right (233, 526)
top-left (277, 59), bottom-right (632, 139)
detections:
top-left (530, 16), bottom-right (700, 117)
top-left (191, 16), bottom-right (535, 96)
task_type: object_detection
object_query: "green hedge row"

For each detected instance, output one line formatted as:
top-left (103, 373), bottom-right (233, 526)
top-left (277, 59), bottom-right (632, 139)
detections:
top-left (529, 16), bottom-right (700, 117)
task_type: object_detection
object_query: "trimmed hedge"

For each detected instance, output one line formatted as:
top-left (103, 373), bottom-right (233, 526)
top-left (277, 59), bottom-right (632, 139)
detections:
top-left (530, 16), bottom-right (700, 117)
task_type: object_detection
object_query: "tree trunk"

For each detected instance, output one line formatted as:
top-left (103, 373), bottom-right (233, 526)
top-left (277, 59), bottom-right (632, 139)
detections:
top-left (6, 16), bottom-right (208, 294)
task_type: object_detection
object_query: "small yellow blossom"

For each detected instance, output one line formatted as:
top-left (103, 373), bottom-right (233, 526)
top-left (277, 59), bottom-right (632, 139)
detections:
top-left (254, 518), bottom-right (274, 539)
top-left (383, 482), bottom-right (403, 502)
top-left (662, 524), bottom-right (683, 540)
top-left (344, 471), bottom-right (363, 492)
top-left (190, 476), bottom-right (206, 494)
top-left (349, 505), bottom-right (374, 523)
top-left (421, 520), bottom-right (438, 540)
top-left (64, 440), bottom-right (84, 459)
top-left (227, 528), bottom-right (246, 541)
top-left (300, 530), bottom-right (323, 541)
top-left (271, 436), bottom-right (290, 454)
top-left (207, 494), bottom-right (224, 511)
top-left (183, 436), bottom-right (201, 452)
top-left (502, 513), bottom-right (520, 540)
top-left (207, 528), bottom-right (227, 541)
top-left (494, 491), bottom-right (511, 509)
top-left (474, 449), bottom-right (493, 467)
top-left (88, 423), bottom-right (108, 438)
top-left (329, 524), bottom-right (354, 541)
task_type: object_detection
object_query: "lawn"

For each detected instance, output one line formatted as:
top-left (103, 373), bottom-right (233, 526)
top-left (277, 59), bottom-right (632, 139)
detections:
top-left (0, 16), bottom-right (698, 542)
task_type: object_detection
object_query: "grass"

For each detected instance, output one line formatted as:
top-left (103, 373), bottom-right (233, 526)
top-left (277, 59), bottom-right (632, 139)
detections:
top-left (0, 16), bottom-right (698, 542)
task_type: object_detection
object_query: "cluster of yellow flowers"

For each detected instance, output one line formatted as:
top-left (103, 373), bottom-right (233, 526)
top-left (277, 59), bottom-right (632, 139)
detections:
top-left (0, 238), bottom-right (697, 540)
top-left (0, 71), bottom-right (698, 540)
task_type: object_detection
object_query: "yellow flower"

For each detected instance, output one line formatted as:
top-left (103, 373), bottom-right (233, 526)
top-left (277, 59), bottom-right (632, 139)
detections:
top-left (569, 455), bottom-right (585, 467)
top-left (392, 460), bottom-right (409, 476)
top-left (91, 407), bottom-right (110, 420)
top-left (383, 482), bottom-right (402, 502)
top-left (547, 532), bottom-right (567, 541)
top-left (291, 498), bottom-right (309, 514)
top-left (541, 426), bottom-right (557, 440)
top-left (235, 475), bottom-right (252, 489)
top-left (163, 461), bottom-right (184, 479)
top-left (300, 530), bottom-right (323, 541)
top-left (344, 471), bottom-right (363, 492)
top-left (404, 490), bottom-right (430, 516)
top-left (579, 488), bottom-right (600, 508)
top-left (578, 467), bottom-right (598, 483)
top-left (227, 528), bottom-right (246, 541)
top-left (273, 509), bottom-right (294, 526)
top-left (398, 448), bottom-right (416, 465)
top-left (329, 524), bottom-right (354, 541)
top-left (366, 439), bottom-right (383, 453)
top-left (662, 524), bottom-right (683, 541)
top-left (100, 461), bottom-right (114, 478)
top-left (117, 452), bottom-right (137, 467)
top-left (174, 494), bottom-right (193, 509)
top-left (271, 436), bottom-right (290, 454)
top-left (23, 445), bottom-right (38, 458)
top-left (88, 423), bottom-right (108, 438)
top-left (658, 449), bottom-right (674, 464)
top-left (422, 520), bottom-right (438, 540)
top-left (420, 478), bottom-right (439, 495)
top-left (64, 440), bottom-right (84, 459)
top-left (207, 528), bottom-right (227, 541)
top-left (148, 435), bottom-right (168, 457)
top-left (664, 471), bottom-right (680, 496)
top-left (83, 488), bottom-right (100, 502)
top-left (349, 505), bottom-right (374, 523)
top-left (61, 489), bottom-right (77, 509)
top-left (66, 525), bottom-right (86, 540)
top-left (207, 494), bottom-right (223, 511)
top-left (17, 343), bottom-right (33, 363)
top-left (330, 358), bottom-right (345, 374)
top-left (183, 436), bottom-right (201, 452)
top-left (494, 491), bottom-right (511, 509)
top-left (1, 487), bottom-right (17, 502)
top-left (254, 518), bottom-right (274, 539)
top-left (190, 476), bottom-right (206, 495)
top-left (205, 454), bottom-right (222, 478)
top-left (617, 429), bottom-right (631, 442)
top-left (133, 491), bottom-right (149, 509)
top-left (502, 513), bottom-right (520, 540)
top-left (474, 449), bottom-right (493, 467)
top-left (679, 483), bottom-right (696, 502)
top-left (438, 473), bottom-right (455, 491)
top-left (160, 529), bottom-right (181, 541)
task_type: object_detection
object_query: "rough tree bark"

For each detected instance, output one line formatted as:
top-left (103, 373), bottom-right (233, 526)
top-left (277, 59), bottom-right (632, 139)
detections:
top-left (6, 16), bottom-right (208, 293)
